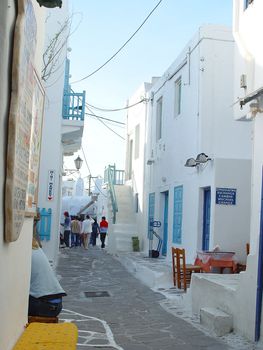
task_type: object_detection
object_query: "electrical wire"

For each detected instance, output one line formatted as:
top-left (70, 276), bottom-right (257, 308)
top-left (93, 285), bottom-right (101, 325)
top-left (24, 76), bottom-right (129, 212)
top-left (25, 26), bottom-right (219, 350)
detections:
top-left (85, 112), bottom-right (125, 125)
top-left (71, 0), bottom-right (163, 83)
top-left (86, 98), bottom-right (148, 112)
top-left (88, 115), bottom-right (125, 129)
top-left (87, 106), bottom-right (125, 140)
top-left (81, 146), bottom-right (107, 198)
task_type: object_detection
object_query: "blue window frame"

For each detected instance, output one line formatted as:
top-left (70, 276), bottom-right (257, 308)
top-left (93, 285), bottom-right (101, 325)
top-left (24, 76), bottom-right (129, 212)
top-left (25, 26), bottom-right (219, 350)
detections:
top-left (173, 186), bottom-right (183, 244)
top-left (148, 192), bottom-right (155, 238)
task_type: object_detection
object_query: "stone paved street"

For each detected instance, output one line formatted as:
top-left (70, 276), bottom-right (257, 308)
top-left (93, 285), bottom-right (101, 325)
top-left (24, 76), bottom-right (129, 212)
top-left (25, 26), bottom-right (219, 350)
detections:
top-left (56, 246), bottom-right (234, 350)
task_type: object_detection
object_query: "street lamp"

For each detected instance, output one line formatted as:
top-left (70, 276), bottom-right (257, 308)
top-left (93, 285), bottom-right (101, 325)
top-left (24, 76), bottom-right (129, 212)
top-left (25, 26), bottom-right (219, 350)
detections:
top-left (36, 0), bottom-right (62, 8)
top-left (74, 155), bottom-right (83, 171)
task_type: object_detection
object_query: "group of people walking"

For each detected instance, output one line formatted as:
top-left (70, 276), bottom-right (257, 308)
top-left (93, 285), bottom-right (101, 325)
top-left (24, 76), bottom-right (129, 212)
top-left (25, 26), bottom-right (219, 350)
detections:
top-left (62, 212), bottom-right (108, 249)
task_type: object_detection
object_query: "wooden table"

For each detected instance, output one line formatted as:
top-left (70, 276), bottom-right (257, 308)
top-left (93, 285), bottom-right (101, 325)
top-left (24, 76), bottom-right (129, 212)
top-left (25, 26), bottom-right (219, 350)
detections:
top-left (194, 251), bottom-right (237, 273)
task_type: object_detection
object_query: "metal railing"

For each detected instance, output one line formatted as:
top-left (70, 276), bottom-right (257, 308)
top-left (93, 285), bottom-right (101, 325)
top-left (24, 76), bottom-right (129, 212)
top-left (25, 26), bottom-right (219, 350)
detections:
top-left (107, 166), bottom-right (118, 224)
top-left (104, 165), bottom-right (125, 224)
top-left (63, 89), bottom-right (86, 121)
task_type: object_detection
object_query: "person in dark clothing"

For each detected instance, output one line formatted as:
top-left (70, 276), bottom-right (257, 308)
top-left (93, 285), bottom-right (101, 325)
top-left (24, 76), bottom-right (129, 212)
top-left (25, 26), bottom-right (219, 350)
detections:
top-left (99, 216), bottom-right (108, 248)
top-left (61, 211), bottom-right (71, 247)
top-left (91, 218), bottom-right (100, 246)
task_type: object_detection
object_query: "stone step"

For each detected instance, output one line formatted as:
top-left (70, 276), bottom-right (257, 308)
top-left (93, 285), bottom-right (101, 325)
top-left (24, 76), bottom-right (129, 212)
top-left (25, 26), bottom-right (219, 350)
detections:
top-left (200, 307), bottom-right (233, 336)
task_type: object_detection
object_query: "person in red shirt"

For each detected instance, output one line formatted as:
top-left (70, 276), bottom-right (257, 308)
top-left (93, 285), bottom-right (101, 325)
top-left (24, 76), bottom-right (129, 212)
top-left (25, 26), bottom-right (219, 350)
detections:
top-left (99, 216), bottom-right (108, 248)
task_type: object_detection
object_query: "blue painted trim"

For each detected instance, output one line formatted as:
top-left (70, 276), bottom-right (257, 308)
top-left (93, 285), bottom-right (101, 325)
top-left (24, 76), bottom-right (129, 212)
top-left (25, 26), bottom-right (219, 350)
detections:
top-left (173, 186), bottom-right (183, 244)
top-left (62, 59), bottom-right (86, 121)
top-left (38, 207), bottom-right (52, 240)
top-left (202, 188), bottom-right (211, 251)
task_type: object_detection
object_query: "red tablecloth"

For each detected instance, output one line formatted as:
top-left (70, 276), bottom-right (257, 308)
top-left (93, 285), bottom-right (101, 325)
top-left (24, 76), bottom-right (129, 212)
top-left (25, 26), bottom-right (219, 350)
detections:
top-left (194, 251), bottom-right (237, 273)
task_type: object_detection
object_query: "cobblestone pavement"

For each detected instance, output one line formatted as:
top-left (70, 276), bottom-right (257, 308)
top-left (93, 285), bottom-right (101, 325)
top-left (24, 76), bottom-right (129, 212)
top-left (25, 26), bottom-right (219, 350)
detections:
top-left (56, 246), bottom-right (235, 350)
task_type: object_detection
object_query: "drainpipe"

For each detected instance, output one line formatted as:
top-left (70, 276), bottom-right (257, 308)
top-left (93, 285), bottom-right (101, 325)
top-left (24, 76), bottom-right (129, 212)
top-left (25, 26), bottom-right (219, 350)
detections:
top-left (255, 167), bottom-right (263, 341)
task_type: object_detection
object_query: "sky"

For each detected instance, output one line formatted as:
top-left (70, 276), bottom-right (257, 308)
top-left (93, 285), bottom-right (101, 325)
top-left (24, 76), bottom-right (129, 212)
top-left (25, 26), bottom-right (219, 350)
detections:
top-left (66, 0), bottom-right (233, 180)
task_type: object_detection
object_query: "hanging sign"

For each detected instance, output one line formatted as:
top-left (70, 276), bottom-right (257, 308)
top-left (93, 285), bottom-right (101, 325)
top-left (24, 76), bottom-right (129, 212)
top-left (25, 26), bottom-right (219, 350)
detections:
top-left (5, 0), bottom-right (37, 242)
top-left (216, 188), bottom-right (237, 205)
top-left (47, 170), bottom-right (55, 201)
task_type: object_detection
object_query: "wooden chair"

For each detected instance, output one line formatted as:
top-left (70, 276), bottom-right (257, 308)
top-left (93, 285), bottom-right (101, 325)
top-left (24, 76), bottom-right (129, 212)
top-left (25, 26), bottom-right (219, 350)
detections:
top-left (246, 243), bottom-right (250, 255)
top-left (172, 247), bottom-right (202, 291)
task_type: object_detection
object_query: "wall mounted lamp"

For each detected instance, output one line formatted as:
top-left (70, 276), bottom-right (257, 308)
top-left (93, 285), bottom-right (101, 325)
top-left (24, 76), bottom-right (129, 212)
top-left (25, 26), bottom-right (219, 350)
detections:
top-left (184, 153), bottom-right (211, 167)
top-left (63, 155), bottom-right (83, 176)
top-left (36, 0), bottom-right (62, 8)
top-left (74, 155), bottom-right (83, 171)
top-left (184, 158), bottom-right (198, 167)
top-left (147, 159), bottom-right (155, 165)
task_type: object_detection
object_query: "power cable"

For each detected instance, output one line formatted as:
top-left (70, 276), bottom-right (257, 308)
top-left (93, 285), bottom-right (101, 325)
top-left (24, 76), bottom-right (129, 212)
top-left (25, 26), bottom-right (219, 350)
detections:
top-left (88, 116), bottom-right (125, 129)
top-left (86, 98), bottom-right (147, 112)
top-left (71, 0), bottom-right (163, 83)
top-left (87, 106), bottom-right (125, 140)
top-left (85, 112), bottom-right (125, 125)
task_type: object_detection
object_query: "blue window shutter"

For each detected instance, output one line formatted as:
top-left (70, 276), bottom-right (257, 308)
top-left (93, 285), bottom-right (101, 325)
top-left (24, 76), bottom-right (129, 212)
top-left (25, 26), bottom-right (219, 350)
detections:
top-left (39, 208), bottom-right (52, 241)
top-left (173, 186), bottom-right (183, 244)
top-left (148, 193), bottom-right (155, 238)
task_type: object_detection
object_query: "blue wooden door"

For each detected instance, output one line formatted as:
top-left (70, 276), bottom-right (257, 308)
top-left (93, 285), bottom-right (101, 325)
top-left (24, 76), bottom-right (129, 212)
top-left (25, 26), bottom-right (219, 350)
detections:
top-left (202, 188), bottom-right (211, 251)
top-left (148, 193), bottom-right (155, 238)
top-left (173, 186), bottom-right (183, 244)
top-left (162, 191), bottom-right (169, 256)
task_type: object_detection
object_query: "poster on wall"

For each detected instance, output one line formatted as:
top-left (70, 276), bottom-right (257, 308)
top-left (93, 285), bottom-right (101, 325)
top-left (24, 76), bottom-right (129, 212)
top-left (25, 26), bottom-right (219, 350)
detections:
top-left (25, 71), bottom-right (45, 215)
top-left (5, 0), bottom-right (37, 242)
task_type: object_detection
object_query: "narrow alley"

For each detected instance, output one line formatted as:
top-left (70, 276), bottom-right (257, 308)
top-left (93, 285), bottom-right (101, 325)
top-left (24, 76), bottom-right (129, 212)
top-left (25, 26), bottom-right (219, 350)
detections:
top-left (57, 247), bottom-right (233, 350)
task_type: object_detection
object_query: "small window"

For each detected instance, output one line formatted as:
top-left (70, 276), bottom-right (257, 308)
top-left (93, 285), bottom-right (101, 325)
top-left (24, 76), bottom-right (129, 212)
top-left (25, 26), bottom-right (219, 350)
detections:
top-left (156, 97), bottom-right (163, 141)
top-left (135, 193), bottom-right (139, 213)
top-left (175, 77), bottom-right (182, 117)
top-left (135, 124), bottom-right (140, 159)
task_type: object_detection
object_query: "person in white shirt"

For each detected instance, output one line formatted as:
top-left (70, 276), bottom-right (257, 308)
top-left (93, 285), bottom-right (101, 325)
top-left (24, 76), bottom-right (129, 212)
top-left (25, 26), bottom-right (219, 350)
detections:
top-left (29, 237), bottom-right (66, 317)
top-left (81, 215), bottom-right (94, 249)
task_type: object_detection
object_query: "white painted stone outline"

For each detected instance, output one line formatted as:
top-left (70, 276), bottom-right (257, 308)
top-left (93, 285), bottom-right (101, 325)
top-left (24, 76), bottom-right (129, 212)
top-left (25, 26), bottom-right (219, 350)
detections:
top-left (60, 309), bottom-right (124, 349)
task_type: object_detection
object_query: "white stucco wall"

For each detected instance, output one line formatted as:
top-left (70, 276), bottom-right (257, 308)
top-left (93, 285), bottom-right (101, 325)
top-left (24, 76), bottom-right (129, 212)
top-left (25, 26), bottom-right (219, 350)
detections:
top-left (140, 25), bottom-right (252, 265)
top-left (231, 0), bottom-right (263, 341)
top-left (126, 82), bottom-right (153, 251)
top-left (0, 1), bottom-right (46, 349)
top-left (37, 1), bottom-right (69, 265)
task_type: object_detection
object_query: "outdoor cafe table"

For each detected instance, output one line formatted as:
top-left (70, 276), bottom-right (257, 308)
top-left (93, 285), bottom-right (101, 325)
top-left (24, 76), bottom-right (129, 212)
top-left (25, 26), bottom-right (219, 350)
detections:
top-left (194, 251), bottom-right (237, 273)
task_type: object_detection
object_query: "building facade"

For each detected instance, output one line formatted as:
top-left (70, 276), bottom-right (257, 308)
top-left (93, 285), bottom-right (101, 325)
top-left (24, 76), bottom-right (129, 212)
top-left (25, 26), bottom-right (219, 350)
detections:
top-left (37, 6), bottom-right (85, 264)
top-left (127, 25), bottom-right (252, 265)
top-left (0, 1), bottom-right (46, 349)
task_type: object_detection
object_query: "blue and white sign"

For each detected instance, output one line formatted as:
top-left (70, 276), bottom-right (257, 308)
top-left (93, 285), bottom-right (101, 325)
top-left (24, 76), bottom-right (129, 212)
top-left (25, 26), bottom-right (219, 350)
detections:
top-left (216, 188), bottom-right (236, 205)
top-left (152, 220), bottom-right (161, 228)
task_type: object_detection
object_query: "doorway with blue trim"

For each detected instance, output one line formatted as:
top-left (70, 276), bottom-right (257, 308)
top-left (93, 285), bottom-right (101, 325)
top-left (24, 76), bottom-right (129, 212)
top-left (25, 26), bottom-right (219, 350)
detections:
top-left (202, 187), bottom-right (211, 251)
top-left (161, 191), bottom-right (169, 256)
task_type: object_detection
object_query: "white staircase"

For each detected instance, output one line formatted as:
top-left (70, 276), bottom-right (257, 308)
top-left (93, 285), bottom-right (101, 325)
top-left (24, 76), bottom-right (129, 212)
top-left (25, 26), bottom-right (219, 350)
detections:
top-left (107, 185), bottom-right (137, 254)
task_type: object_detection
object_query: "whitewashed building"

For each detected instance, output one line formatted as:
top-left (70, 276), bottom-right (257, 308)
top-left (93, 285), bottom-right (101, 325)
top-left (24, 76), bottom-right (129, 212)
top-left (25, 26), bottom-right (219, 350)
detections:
top-left (37, 2), bottom-right (85, 265)
top-left (213, 0), bottom-right (263, 342)
top-left (0, 1), bottom-right (47, 349)
top-left (127, 25), bottom-right (252, 264)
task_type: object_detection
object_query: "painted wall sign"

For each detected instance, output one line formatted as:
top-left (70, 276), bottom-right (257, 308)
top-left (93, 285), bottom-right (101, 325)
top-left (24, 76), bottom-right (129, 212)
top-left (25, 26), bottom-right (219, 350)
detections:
top-left (47, 170), bottom-right (55, 201)
top-left (5, 0), bottom-right (37, 242)
top-left (216, 188), bottom-right (237, 205)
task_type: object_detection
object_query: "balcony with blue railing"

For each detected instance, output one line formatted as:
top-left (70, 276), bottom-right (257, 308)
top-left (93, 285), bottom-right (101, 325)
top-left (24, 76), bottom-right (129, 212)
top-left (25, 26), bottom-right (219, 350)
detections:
top-left (61, 58), bottom-right (86, 154)
top-left (63, 88), bottom-right (86, 121)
